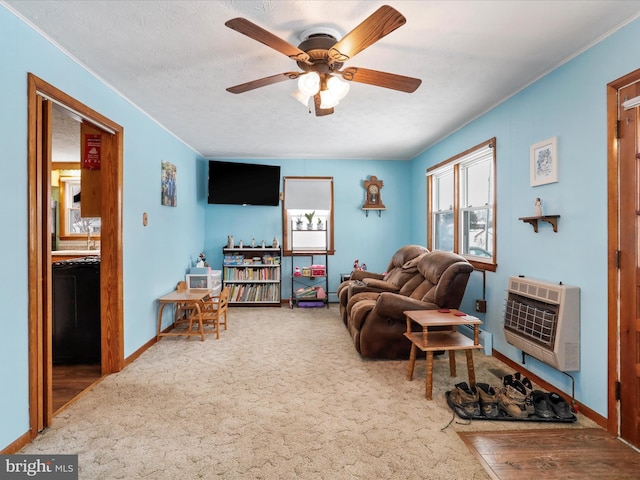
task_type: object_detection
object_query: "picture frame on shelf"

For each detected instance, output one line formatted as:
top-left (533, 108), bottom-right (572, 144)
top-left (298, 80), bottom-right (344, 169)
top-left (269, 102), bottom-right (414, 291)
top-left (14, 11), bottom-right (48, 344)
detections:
top-left (530, 136), bottom-right (558, 186)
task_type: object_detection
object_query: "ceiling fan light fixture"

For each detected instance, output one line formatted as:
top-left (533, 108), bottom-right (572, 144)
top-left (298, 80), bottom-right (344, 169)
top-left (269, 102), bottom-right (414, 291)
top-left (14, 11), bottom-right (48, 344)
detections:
top-left (319, 89), bottom-right (340, 109)
top-left (291, 88), bottom-right (311, 107)
top-left (225, 6), bottom-right (421, 115)
top-left (297, 72), bottom-right (320, 96)
top-left (320, 76), bottom-right (349, 109)
top-left (327, 76), bottom-right (349, 101)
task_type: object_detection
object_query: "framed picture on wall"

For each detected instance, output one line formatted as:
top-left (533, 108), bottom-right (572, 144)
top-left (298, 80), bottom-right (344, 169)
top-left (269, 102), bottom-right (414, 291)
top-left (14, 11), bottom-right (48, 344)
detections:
top-left (530, 137), bottom-right (558, 186)
top-left (161, 161), bottom-right (177, 206)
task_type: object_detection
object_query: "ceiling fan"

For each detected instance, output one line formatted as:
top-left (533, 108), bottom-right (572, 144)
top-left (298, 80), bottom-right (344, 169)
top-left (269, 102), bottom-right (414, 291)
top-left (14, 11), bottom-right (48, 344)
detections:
top-left (225, 5), bottom-right (422, 116)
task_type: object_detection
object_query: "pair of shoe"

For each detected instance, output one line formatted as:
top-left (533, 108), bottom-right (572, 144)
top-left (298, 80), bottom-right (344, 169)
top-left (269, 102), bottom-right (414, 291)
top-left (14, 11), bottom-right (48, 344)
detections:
top-left (449, 382), bottom-right (500, 418)
top-left (502, 373), bottom-right (574, 419)
top-left (498, 373), bottom-right (535, 418)
top-left (531, 390), bottom-right (574, 419)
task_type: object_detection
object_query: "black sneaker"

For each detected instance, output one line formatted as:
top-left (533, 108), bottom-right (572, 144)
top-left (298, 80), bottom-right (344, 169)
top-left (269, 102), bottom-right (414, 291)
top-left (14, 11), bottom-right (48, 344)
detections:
top-left (531, 390), bottom-right (555, 419)
top-left (548, 392), bottom-right (574, 419)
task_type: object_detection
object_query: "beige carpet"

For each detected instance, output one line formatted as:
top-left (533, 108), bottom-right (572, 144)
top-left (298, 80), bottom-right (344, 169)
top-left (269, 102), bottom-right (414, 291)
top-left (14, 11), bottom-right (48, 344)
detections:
top-left (21, 305), bottom-right (598, 479)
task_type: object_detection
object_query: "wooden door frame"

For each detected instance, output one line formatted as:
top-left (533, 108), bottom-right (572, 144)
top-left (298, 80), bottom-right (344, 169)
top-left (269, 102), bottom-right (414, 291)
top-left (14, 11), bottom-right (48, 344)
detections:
top-left (27, 73), bottom-right (124, 436)
top-left (606, 68), bottom-right (640, 437)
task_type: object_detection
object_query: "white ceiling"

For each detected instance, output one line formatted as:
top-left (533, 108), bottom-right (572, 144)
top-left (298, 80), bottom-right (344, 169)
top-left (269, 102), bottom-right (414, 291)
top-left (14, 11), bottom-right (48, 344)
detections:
top-left (6, 1), bottom-right (640, 160)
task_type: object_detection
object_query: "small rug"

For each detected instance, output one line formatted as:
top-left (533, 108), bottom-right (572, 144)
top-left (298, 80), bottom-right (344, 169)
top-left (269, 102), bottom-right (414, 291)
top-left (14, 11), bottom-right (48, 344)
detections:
top-left (459, 428), bottom-right (640, 480)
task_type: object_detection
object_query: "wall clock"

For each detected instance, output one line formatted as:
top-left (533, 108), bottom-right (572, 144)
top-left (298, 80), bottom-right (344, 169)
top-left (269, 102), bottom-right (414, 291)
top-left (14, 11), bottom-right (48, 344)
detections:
top-left (362, 176), bottom-right (386, 214)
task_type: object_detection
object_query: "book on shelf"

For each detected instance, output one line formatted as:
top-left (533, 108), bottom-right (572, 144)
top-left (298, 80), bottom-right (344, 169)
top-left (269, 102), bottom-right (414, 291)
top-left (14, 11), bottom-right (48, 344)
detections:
top-left (229, 282), bottom-right (279, 302)
top-left (224, 267), bottom-right (280, 281)
top-left (224, 254), bottom-right (280, 266)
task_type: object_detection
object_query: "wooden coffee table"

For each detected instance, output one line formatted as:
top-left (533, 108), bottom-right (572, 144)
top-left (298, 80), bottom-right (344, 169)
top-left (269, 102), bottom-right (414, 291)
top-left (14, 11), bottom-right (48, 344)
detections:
top-left (404, 309), bottom-right (483, 400)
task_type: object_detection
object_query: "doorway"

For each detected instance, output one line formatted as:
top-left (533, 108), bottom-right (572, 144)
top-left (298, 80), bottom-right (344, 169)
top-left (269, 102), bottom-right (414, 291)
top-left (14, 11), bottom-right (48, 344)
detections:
top-left (27, 73), bottom-right (124, 437)
top-left (607, 69), bottom-right (640, 450)
top-left (50, 104), bottom-right (102, 412)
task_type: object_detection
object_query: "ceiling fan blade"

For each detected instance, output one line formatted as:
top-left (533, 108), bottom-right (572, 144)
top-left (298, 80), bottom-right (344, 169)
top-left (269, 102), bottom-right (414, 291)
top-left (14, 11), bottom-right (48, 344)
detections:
top-left (329, 5), bottom-right (406, 63)
top-left (314, 94), bottom-right (334, 116)
top-left (225, 18), bottom-right (310, 64)
top-left (340, 67), bottom-right (421, 93)
top-left (227, 72), bottom-right (300, 94)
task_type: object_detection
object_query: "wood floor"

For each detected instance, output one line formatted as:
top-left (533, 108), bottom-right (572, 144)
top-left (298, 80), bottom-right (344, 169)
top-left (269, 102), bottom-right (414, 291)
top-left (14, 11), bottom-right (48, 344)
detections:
top-left (460, 428), bottom-right (640, 480)
top-left (52, 364), bottom-right (102, 413)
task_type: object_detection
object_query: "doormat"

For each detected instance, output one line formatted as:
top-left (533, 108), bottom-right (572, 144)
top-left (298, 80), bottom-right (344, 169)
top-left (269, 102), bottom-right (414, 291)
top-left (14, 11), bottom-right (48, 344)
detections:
top-left (458, 428), bottom-right (640, 480)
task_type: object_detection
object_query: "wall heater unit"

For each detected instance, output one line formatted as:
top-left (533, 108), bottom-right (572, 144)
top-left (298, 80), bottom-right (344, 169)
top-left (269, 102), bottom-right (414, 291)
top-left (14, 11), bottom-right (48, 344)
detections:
top-left (503, 276), bottom-right (580, 371)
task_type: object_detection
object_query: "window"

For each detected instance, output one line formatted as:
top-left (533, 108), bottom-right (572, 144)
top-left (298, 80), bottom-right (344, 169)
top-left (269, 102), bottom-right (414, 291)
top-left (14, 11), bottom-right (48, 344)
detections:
top-left (427, 138), bottom-right (496, 271)
top-left (282, 177), bottom-right (334, 255)
top-left (59, 176), bottom-right (101, 238)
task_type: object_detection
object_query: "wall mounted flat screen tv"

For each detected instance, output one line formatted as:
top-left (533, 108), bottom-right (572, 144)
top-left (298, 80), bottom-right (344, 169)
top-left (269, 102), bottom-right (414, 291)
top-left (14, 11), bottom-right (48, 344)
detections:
top-left (207, 160), bottom-right (281, 206)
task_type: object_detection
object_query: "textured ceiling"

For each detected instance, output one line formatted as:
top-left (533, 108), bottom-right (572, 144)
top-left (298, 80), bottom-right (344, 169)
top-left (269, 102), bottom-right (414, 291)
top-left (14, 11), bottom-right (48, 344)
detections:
top-left (6, 1), bottom-right (640, 160)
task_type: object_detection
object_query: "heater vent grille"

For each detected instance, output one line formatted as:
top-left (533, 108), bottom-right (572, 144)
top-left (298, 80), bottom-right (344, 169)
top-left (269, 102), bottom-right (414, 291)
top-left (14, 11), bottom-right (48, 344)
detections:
top-left (503, 277), bottom-right (580, 371)
top-left (504, 293), bottom-right (558, 349)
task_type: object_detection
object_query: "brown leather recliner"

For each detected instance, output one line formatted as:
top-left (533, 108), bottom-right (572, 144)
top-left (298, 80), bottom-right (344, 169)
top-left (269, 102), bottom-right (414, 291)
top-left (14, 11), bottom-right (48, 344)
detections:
top-left (336, 245), bottom-right (429, 324)
top-left (346, 250), bottom-right (474, 359)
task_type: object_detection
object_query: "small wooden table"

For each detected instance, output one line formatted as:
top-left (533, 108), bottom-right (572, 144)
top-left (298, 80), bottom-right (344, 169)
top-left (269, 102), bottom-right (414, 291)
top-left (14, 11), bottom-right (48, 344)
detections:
top-left (404, 309), bottom-right (483, 400)
top-left (157, 288), bottom-right (214, 341)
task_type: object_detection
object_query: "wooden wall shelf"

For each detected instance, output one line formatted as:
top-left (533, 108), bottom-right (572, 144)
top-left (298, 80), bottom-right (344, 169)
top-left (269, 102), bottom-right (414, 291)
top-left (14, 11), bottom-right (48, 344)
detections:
top-left (519, 215), bottom-right (560, 233)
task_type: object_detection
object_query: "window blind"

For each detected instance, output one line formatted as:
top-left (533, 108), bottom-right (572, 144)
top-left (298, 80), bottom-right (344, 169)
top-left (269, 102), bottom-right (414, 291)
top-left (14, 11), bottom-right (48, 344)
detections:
top-left (284, 177), bottom-right (332, 210)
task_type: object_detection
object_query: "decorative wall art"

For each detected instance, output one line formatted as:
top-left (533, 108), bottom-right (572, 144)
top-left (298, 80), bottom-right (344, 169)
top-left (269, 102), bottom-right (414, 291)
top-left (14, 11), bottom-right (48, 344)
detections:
top-left (530, 137), bottom-right (558, 186)
top-left (161, 161), bottom-right (177, 206)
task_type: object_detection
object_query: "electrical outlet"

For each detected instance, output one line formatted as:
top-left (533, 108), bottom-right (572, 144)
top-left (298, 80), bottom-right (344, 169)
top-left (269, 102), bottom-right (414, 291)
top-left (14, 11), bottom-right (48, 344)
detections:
top-left (475, 299), bottom-right (487, 313)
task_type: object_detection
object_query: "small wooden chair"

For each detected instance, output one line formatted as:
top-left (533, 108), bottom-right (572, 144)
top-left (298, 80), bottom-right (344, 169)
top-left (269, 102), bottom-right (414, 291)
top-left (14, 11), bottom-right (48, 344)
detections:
top-left (174, 281), bottom-right (192, 324)
top-left (172, 281), bottom-right (207, 339)
top-left (197, 287), bottom-right (230, 339)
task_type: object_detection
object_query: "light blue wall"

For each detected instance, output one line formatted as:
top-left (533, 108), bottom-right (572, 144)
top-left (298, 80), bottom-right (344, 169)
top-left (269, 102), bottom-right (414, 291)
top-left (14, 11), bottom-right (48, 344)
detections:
top-left (203, 159), bottom-right (413, 300)
top-left (3, 3), bottom-right (640, 450)
top-left (411, 17), bottom-right (640, 417)
top-left (0, 7), bottom-right (205, 449)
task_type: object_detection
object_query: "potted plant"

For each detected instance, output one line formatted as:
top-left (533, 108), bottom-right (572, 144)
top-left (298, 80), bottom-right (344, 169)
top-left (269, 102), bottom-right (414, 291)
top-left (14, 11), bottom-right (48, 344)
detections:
top-left (295, 215), bottom-right (304, 230)
top-left (317, 217), bottom-right (323, 230)
top-left (304, 211), bottom-right (315, 230)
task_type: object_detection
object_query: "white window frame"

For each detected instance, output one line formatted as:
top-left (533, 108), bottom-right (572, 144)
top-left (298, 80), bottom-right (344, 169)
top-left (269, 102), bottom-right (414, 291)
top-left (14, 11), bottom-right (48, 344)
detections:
top-left (426, 138), bottom-right (497, 271)
top-left (431, 167), bottom-right (455, 252)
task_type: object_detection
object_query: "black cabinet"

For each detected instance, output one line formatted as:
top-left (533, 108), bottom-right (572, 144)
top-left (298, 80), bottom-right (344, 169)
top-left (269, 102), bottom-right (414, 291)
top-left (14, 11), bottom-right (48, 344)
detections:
top-left (52, 257), bottom-right (101, 364)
